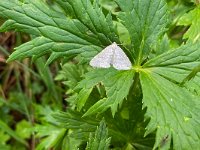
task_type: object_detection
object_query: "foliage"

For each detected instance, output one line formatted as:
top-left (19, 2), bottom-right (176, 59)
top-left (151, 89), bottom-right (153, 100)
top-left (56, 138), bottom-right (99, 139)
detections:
top-left (86, 119), bottom-right (111, 150)
top-left (0, 0), bottom-right (200, 150)
top-left (178, 5), bottom-right (200, 42)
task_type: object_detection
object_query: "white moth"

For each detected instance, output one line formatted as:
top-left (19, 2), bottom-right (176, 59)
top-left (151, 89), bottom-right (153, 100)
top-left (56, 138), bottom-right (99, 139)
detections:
top-left (89, 42), bottom-right (132, 70)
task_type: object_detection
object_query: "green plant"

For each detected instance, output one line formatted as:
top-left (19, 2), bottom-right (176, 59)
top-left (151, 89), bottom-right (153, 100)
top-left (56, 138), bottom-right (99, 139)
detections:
top-left (0, 0), bottom-right (200, 149)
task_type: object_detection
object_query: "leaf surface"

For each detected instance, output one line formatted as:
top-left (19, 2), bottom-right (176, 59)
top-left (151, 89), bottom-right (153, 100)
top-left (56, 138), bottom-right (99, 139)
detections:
top-left (55, 0), bottom-right (119, 45)
top-left (178, 7), bottom-right (200, 42)
top-left (117, 0), bottom-right (168, 63)
top-left (53, 110), bottom-right (98, 139)
top-left (140, 42), bottom-right (200, 149)
top-left (86, 120), bottom-right (111, 150)
top-left (0, 119), bottom-right (27, 146)
top-left (76, 68), bottom-right (134, 116)
top-left (0, 0), bottom-right (118, 63)
top-left (144, 42), bottom-right (200, 95)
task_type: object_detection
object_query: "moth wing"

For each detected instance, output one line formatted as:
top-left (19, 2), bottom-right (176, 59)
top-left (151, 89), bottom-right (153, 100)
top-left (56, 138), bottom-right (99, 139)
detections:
top-left (89, 45), bottom-right (114, 68)
top-left (112, 44), bottom-right (132, 70)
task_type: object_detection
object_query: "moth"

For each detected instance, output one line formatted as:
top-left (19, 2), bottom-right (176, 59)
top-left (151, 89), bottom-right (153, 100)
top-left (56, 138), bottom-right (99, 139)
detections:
top-left (89, 42), bottom-right (132, 70)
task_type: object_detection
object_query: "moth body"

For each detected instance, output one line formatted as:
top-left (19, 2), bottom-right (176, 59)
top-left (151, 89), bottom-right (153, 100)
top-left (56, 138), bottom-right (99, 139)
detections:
top-left (89, 42), bottom-right (132, 70)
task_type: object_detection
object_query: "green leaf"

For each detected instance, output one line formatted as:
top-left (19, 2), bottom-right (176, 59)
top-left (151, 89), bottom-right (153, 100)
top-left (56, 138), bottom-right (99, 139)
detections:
top-left (76, 69), bottom-right (134, 117)
top-left (114, 21), bottom-right (131, 45)
top-left (76, 87), bottom-right (93, 111)
top-left (55, 0), bottom-right (119, 44)
top-left (53, 110), bottom-right (99, 139)
top-left (55, 62), bottom-right (88, 109)
top-left (0, 144), bottom-right (10, 150)
top-left (117, 0), bottom-right (168, 64)
top-left (150, 34), bottom-right (170, 57)
top-left (74, 68), bottom-right (116, 112)
top-left (76, 69), bottom-right (117, 89)
top-left (178, 6), bottom-right (200, 42)
top-left (144, 42), bottom-right (200, 96)
top-left (35, 57), bottom-right (62, 104)
top-left (181, 64), bottom-right (200, 85)
top-left (140, 42), bottom-right (200, 149)
top-left (183, 73), bottom-right (200, 96)
top-left (140, 71), bottom-right (200, 149)
top-left (35, 124), bottom-right (67, 150)
top-left (86, 119), bottom-right (111, 150)
top-left (55, 62), bottom-right (83, 89)
top-left (0, 130), bottom-right (10, 145)
top-left (15, 120), bottom-right (32, 139)
top-left (101, 70), bottom-right (134, 116)
top-left (0, 119), bottom-right (27, 146)
top-left (152, 49), bottom-right (200, 68)
top-left (99, 0), bottom-right (118, 14)
top-left (180, 65), bottom-right (200, 96)
top-left (54, 108), bottom-right (152, 148)
top-left (55, 111), bottom-right (127, 149)
top-left (62, 135), bottom-right (82, 150)
top-left (0, 0), bottom-right (118, 63)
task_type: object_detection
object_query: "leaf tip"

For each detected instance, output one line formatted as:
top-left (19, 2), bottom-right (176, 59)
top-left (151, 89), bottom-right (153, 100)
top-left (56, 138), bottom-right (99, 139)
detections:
top-left (6, 56), bottom-right (14, 63)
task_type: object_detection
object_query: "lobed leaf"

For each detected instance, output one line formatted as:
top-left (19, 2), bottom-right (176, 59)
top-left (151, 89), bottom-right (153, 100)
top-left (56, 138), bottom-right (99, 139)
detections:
top-left (53, 110), bottom-right (99, 139)
top-left (140, 71), bottom-right (200, 149)
top-left (76, 68), bottom-right (135, 117)
top-left (53, 110), bottom-right (127, 144)
top-left (55, 0), bottom-right (119, 45)
top-left (144, 43), bottom-right (200, 68)
top-left (140, 42), bottom-right (200, 149)
top-left (0, 0), bottom-right (118, 63)
top-left (116, 0), bottom-right (168, 64)
top-left (144, 42), bottom-right (200, 95)
top-left (86, 120), bottom-right (111, 150)
top-left (34, 125), bottom-right (67, 150)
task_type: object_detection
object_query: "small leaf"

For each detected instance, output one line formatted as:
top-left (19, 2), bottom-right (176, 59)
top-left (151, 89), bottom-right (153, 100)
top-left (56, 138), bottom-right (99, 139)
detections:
top-left (0, 119), bottom-right (27, 146)
top-left (15, 120), bottom-right (32, 139)
top-left (0, 130), bottom-right (10, 145)
top-left (77, 88), bottom-right (93, 111)
top-left (181, 64), bottom-right (200, 85)
top-left (183, 73), bottom-right (200, 95)
top-left (178, 7), bottom-right (200, 42)
top-left (35, 125), bottom-right (67, 150)
top-left (86, 119), bottom-right (111, 150)
top-left (55, 62), bottom-right (83, 89)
